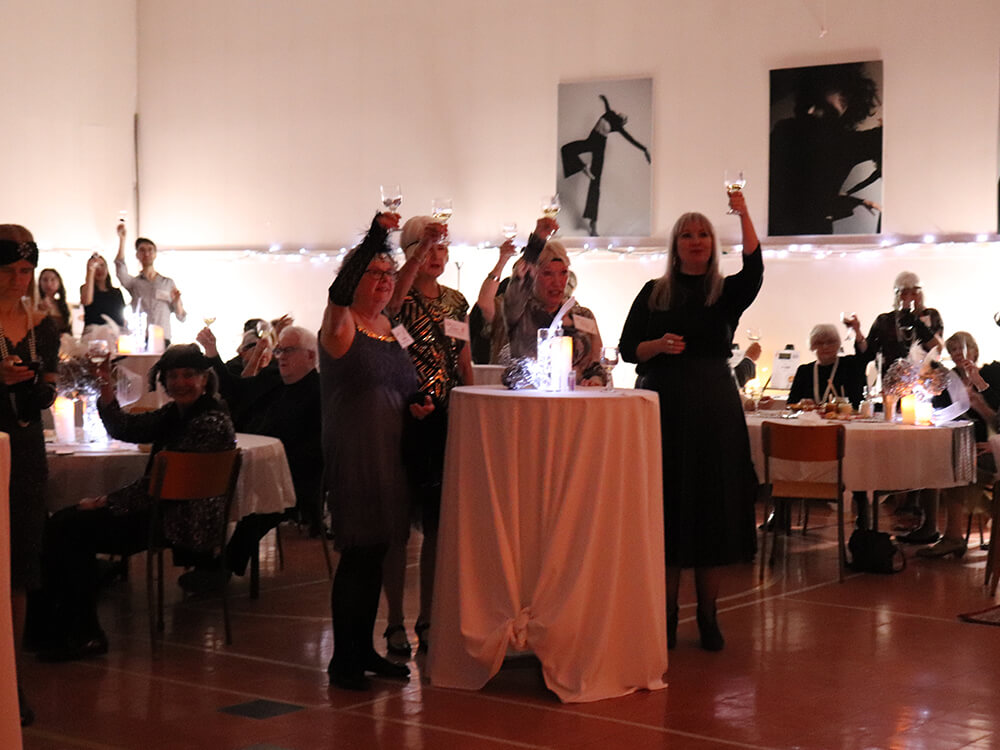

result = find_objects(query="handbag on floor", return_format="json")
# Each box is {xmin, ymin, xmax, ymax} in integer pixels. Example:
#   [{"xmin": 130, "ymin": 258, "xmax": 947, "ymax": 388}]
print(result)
[{"xmin": 847, "ymin": 528, "xmax": 907, "ymax": 574}]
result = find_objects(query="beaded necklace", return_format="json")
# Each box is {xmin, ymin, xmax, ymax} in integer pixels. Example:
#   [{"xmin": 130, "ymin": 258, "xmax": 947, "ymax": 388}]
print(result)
[{"xmin": 0, "ymin": 296, "xmax": 38, "ymax": 363}]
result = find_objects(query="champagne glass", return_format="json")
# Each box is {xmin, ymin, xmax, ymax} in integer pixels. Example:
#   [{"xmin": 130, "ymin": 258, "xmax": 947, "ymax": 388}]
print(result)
[
  {"xmin": 87, "ymin": 339, "xmax": 110, "ymax": 365},
  {"xmin": 724, "ymin": 170, "xmax": 746, "ymax": 214},
  {"xmin": 501, "ymin": 222, "xmax": 518, "ymax": 241},
  {"xmin": 203, "ymin": 315, "xmax": 217, "ymax": 327},
  {"xmin": 600, "ymin": 346, "xmax": 619, "ymax": 391},
  {"xmin": 431, "ymin": 197, "xmax": 453, "ymax": 224},
  {"xmin": 380, "ymin": 184, "xmax": 402, "ymax": 213},
  {"xmin": 840, "ymin": 312, "xmax": 856, "ymax": 345},
  {"xmin": 541, "ymin": 194, "xmax": 561, "ymax": 218},
  {"xmin": 746, "ymin": 327, "xmax": 761, "ymax": 343}
]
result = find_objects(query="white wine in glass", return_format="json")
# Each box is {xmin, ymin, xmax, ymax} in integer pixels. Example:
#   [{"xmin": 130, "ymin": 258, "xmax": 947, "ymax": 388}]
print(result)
[
  {"xmin": 724, "ymin": 170, "xmax": 746, "ymax": 214},
  {"xmin": 203, "ymin": 316, "xmax": 217, "ymax": 327},
  {"xmin": 541, "ymin": 194, "xmax": 561, "ymax": 218},
  {"xmin": 501, "ymin": 222, "xmax": 517, "ymax": 241},
  {"xmin": 746, "ymin": 327, "xmax": 761, "ymax": 342},
  {"xmin": 87, "ymin": 339, "xmax": 110, "ymax": 364},
  {"xmin": 600, "ymin": 346, "xmax": 619, "ymax": 391},
  {"xmin": 431, "ymin": 198, "xmax": 453, "ymax": 223},
  {"xmin": 380, "ymin": 184, "xmax": 402, "ymax": 213}
]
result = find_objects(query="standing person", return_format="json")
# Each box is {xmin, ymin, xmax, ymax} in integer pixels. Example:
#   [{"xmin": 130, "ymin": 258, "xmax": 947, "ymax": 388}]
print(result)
[
  {"xmin": 320, "ymin": 212, "xmax": 434, "ymax": 691},
  {"xmin": 0, "ymin": 226, "xmax": 60, "ymax": 726},
  {"xmin": 80, "ymin": 254, "xmax": 126, "ymax": 330},
  {"xmin": 114, "ymin": 222, "xmax": 186, "ymax": 344},
  {"xmin": 561, "ymin": 94, "xmax": 651, "ymax": 236},
  {"xmin": 618, "ymin": 190, "xmax": 762, "ymax": 651},
  {"xmin": 37, "ymin": 268, "xmax": 73, "ymax": 335},
  {"xmin": 379, "ymin": 216, "xmax": 471, "ymax": 658}
]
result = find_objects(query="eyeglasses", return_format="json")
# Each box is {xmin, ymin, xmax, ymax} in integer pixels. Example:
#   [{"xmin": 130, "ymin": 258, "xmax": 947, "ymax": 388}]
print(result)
[
  {"xmin": 273, "ymin": 346, "xmax": 303, "ymax": 357},
  {"xmin": 364, "ymin": 269, "xmax": 397, "ymax": 282}
]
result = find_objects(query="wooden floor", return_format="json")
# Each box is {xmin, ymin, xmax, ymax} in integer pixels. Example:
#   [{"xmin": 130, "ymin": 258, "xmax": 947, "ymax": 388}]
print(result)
[{"xmin": 18, "ymin": 507, "xmax": 1000, "ymax": 750}]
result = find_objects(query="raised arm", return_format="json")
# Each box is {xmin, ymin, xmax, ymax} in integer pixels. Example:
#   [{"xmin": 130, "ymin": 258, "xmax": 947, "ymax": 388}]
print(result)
[
  {"xmin": 114, "ymin": 222, "xmax": 134, "ymax": 288},
  {"xmin": 320, "ymin": 213, "xmax": 396, "ymax": 359},
  {"xmin": 476, "ymin": 240, "xmax": 517, "ymax": 324}
]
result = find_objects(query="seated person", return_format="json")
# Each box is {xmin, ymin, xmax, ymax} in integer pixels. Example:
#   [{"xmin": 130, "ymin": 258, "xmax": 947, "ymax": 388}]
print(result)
[
  {"xmin": 39, "ymin": 345, "xmax": 235, "ymax": 661},
  {"xmin": 732, "ymin": 340, "xmax": 762, "ymax": 388},
  {"xmin": 224, "ymin": 320, "xmax": 265, "ymax": 376},
  {"xmin": 199, "ymin": 324, "xmax": 323, "ymax": 558},
  {"xmin": 785, "ymin": 323, "xmax": 869, "ymax": 527},
  {"xmin": 493, "ymin": 217, "xmax": 605, "ymax": 385},
  {"xmin": 919, "ymin": 332, "xmax": 1000, "ymax": 558},
  {"xmin": 788, "ymin": 323, "xmax": 867, "ymax": 407}
]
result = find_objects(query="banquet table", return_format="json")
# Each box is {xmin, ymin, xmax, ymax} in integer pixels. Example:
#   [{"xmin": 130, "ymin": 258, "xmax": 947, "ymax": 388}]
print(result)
[
  {"xmin": 745, "ymin": 413, "xmax": 976, "ymax": 529},
  {"xmin": 45, "ymin": 432, "xmax": 296, "ymax": 520},
  {"xmin": 427, "ymin": 385, "xmax": 668, "ymax": 703}
]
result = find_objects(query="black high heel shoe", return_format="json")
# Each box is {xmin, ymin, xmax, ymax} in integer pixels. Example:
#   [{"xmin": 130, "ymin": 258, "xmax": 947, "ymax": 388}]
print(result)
[{"xmin": 696, "ymin": 608, "xmax": 725, "ymax": 652}]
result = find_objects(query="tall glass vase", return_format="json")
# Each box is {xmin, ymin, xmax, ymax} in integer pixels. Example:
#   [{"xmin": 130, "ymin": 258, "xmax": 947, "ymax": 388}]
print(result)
[{"xmin": 81, "ymin": 393, "xmax": 108, "ymax": 443}]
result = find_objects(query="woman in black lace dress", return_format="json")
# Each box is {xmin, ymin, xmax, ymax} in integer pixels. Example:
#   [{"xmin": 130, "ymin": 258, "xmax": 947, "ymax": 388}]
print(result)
[
  {"xmin": 0, "ymin": 225, "xmax": 60, "ymax": 725},
  {"xmin": 619, "ymin": 190, "xmax": 762, "ymax": 652},
  {"xmin": 39, "ymin": 345, "xmax": 235, "ymax": 661}
]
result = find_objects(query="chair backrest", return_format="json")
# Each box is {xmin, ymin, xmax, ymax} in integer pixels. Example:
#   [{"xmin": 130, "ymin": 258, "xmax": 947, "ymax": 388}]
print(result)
[
  {"xmin": 149, "ymin": 449, "xmax": 242, "ymax": 503},
  {"xmin": 761, "ymin": 421, "xmax": 845, "ymax": 500}
]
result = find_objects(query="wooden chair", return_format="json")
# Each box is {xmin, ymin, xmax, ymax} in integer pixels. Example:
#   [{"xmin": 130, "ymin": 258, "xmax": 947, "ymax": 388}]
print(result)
[
  {"xmin": 146, "ymin": 449, "xmax": 242, "ymax": 646},
  {"xmin": 760, "ymin": 422, "xmax": 847, "ymax": 583}
]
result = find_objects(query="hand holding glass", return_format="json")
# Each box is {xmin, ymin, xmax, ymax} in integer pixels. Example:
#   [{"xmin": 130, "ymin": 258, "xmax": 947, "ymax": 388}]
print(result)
[{"xmin": 724, "ymin": 170, "xmax": 746, "ymax": 214}]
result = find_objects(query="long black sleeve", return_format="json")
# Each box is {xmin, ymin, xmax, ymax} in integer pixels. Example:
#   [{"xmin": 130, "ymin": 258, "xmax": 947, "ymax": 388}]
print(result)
[{"xmin": 328, "ymin": 215, "xmax": 389, "ymax": 307}]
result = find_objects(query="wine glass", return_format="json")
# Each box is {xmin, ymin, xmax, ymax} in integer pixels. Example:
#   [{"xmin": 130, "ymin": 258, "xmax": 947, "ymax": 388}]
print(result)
[
  {"xmin": 541, "ymin": 194, "xmax": 561, "ymax": 218},
  {"xmin": 501, "ymin": 222, "xmax": 518, "ymax": 241},
  {"xmin": 431, "ymin": 198, "xmax": 453, "ymax": 224},
  {"xmin": 203, "ymin": 315, "xmax": 217, "ymax": 327},
  {"xmin": 600, "ymin": 346, "xmax": 619, "ymax": 391},
  {"xmin": 840, "ymin": 312, "xmax": 856, "ymax": 346},
  {"xmin": 380, "ymin": 184, "xmax": 402, "ymax": 213},
  {"xmin": 746, "ymin": 327, "xmax": 761, "ymax": 343},
  {"xmin": 724, "ymin": 170, "xmax": 746, "ymax": 214},
  {"xmin": 87, "ymin": 339, "xmax": 110, "ymax": 365}
]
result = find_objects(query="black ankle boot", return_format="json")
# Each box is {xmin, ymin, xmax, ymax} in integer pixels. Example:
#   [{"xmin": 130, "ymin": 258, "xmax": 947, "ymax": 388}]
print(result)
[
  {"xmin": 667, "ymin": 608, "xmax": 678, "ymax": 650},
  {"xmin": 696, "ymin": 608, "xmax": 724, "ymax": 652}
]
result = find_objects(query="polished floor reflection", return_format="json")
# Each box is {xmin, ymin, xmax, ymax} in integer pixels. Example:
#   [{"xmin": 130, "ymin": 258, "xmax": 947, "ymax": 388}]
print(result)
[{"xmin": 19, "ymin": 507, "xmax": 1000, "ymax": 750}]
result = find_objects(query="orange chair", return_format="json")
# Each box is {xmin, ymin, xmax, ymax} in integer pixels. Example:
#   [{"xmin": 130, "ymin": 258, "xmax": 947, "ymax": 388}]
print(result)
[
  {"xmin": 146, "ymin": 449, "xmax": 242, "ymax": 646},
  {"xmin": 760, "ymin": 421, "xmax": 847, "ymax": 583},
  {"xmin": 985, "ymin": 480, "xmax": 1000, "ymax": 596}
]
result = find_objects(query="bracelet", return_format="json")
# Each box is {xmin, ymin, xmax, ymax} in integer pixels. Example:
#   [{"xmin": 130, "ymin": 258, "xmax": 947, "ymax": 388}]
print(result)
[{"xmin": 486, "ymin": 274, "xmax": 500, "ymax": 282}]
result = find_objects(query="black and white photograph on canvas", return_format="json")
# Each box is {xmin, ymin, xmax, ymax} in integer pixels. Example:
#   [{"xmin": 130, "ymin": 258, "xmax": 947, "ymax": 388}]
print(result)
[
  {"xmin": 768, "ymin": 61, "xmax": 883, "ymax": 237},
  {"xmin": 557, "ymin": 78, "xmax": 652, "ymax": 237}
]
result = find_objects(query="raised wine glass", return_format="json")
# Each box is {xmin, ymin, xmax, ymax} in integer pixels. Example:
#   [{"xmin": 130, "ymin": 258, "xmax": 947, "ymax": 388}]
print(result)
[
  {"xmin": 540, "ymin": 194, "xmax": 561, "ymax": 218},
  {"xmin": 746, "ymin": 327, "xmax": 761, "ymax": 343},
  {"xmin": 600, "ymin": 346, "xmax": 619, "ymax": 391},
  {"xmin": 431, "ymin": 198, "xmax": 453, "ymax": 224},
  {"xmin": 380, "ymin": 184, "xmax": 402, "ymax": 213},
  {"xmin": 87, "ymin": 339, "xmax": 110, "ymax": 365},
  {"xmin": 501, "ymin": 222, "xmax": 518, "ymax": 241},
  {"xmin": 724, "ymin": 170, "xmax": 746, "ymax": 214}
]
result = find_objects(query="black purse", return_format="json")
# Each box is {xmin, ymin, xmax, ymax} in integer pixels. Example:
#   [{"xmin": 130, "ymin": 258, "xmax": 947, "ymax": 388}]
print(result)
[{"xmin": 847, "ymin": 529, "xmax": 907, "ymax": 574}]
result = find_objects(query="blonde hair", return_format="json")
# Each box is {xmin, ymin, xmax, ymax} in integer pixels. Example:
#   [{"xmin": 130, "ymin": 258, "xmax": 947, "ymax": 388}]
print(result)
[
  {"xmin": 945, "ymin": 331, "xmax": 978, "ymax": 362},
  {"xmin": 400, "ymin": 216, "xmax": 432, "ymax": 260},
  {"xmin": 537, "ymin": 240, "xmax": 570, "ymax": 269},
  {"xmin": 648, "ymin": 212, "xmax": 723, "ymax": 311}
]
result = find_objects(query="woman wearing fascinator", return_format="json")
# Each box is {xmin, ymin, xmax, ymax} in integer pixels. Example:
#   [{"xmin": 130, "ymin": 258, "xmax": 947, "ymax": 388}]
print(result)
[{"xmin": 0, "ymin": 225, "xmax": 60, "ymax": 726}]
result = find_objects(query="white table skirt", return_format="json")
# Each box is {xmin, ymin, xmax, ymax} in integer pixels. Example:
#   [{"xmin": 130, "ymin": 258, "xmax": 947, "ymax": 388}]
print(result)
[
  {"xmin": 45, "ymin": 432, "xmax": 296, "ymax": 520},
  {"xmin": 745, "ymin": 414, "xmax": 976, "ymax": 490},
  {"xmin": 427, "ymin": 385, "xmax": 668, "ymax": 703}
]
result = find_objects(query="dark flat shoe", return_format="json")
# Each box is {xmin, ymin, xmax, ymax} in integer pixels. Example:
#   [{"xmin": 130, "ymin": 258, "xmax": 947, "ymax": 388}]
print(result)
[
  {"xmin": 697, "ymin": 610, "xmax": 725, "ymax": 652},
  {"xmin": 363, "ymin": 652, "xmax": 410, "ymax": 680},
  {"xmin": 37, "ymin": 632, "xmax": 109, "ymax": 663}
]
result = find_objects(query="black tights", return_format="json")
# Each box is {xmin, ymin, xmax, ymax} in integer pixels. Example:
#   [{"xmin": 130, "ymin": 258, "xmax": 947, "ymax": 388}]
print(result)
[{"xmin": 329, "ymin": 543, "xmax": 388, "ymax": 676}]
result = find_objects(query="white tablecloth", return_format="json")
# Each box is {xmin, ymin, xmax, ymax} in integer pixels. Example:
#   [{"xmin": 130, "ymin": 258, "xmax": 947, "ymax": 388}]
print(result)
[
  {"xmin": 471, "ymin": 364, "xmax": 505, "ymax": 386},
  {"xmin": 745, "ymin": 414, "xmax": 976, "ymax": 491},
  {"xmin": 427, "ymin": 385, "xmax": 668, "ymax": 703},
  {"xmin": 45, "ymin": 432, "xmax": 295, "ymax": 520}
]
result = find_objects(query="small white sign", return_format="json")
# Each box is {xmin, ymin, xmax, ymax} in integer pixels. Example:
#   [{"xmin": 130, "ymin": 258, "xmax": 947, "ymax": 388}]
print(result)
[
  {"xmin": 444, "ymin": 318, "xmax": 470, "ymax": 341},
  {"xmin": 391, "ymin": 324, "xmax": 414, "ymax": 349}
]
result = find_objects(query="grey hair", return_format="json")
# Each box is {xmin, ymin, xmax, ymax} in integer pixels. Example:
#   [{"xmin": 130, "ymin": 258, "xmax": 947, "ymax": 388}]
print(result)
[
  {"xmin": 280, "ymin": 325, "xmax": 318, "ymax": 356},
  {"xmin": 809, "ymin": 324, "xmax": 841, "ymax": 349}
]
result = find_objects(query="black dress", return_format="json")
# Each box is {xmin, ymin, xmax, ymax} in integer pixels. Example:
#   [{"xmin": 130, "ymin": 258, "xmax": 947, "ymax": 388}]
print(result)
[
  {"xmin": 1, "ymin": 316, "xmax": 59, "ymax": 590},
  {"xmin": 619, "ymin": 249, "xmax": 762, "ymax": 568},
  {"xmin": 83, "ymin": 287, "xmax": 126, "ymax": 328}
]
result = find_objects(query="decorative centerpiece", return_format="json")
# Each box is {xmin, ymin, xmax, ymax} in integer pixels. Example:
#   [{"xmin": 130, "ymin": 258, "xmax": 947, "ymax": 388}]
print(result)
[
  {"xmin": 882, "ymin": 350, "xmax": 948, "ymax": 424},
  {"xmin": 55, "ymin": 334, "xmax": 109, "ymax": 443}
]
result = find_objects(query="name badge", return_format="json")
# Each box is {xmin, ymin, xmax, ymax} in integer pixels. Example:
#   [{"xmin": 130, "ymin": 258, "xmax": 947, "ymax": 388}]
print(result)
[
  {"xmin": 155, "ymin": 289, "xmax": 172, "ymax": 303},
  {"xmin": 443, "ymin": 317, "xmax": 470, "ymax": 341},
  {"xmin": 391, "ymin": 324, "xmax": 414, "ymax": 349},
  {"xmin": 572, "ymin": 314, "xmax": 598, "ymax": 335}
]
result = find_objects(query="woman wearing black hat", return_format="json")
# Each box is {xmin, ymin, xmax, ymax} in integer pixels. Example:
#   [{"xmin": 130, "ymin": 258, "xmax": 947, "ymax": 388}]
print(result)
[
  {"xmin": 0, "ymin": 225, "xmax": 60, "ymax": 725},
  {"xmin": 38, "ymin": 344, "xmax": 235, "ymax": 661}
]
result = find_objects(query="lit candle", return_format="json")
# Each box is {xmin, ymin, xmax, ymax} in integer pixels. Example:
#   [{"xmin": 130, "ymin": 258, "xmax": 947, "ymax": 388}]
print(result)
[
  {"xmin": 52, "ymin": 396, "xmax": 76, "ymax": 444},
  {"xmin": 915, "ymin": 400, "xmax": 933, "ymax": 425},
  {"xmin": 117, "ymin": 334, "xmax": 134, "ymax": 354},
  {"xmin": 555, "ymin": 335, "xmax": 574, "ymax": 392},
  {"xmin": 900, "ymin": 394, "xmax": 916, "ymax": 425}
]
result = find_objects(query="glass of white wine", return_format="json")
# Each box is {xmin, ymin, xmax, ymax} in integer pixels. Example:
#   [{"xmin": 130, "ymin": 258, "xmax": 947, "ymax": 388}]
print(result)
[
  {"xmin": 600, "ymin": 346, "xmax": 619, "ymax": 391},
  {"xmin": 87, "ymin": 339, "xmax": 110, "ymax": 365},
  {"xmin": 746, "ymin": 327, "xmax": 761, "ymax": 343},
  {"xmin": 541, "ymin": 194, "xmax": 561, "ymax": 218},
  {"xmin": 431, "ymin": 198, "xmax": 453, "ymax": 224},
  {"xmin": 501, "ymin": 222, "xmax": 517, "ymax": 242},
  {"xmin": 203, "ymin": 315, "xmax": 217, "ymax": 327},
  {"xmin": 380, "ymin": 184, "xmax": 402, "ymax": 213},
  {"xmin": 724, "ymin": 170, "xmax": 746, "ymax": 214}
]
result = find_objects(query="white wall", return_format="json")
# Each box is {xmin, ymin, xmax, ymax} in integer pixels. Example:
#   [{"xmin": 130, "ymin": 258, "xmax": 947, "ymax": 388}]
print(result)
[{"xmin": 0, "ymin": 0, "xmax": 137, "ymax": 250}]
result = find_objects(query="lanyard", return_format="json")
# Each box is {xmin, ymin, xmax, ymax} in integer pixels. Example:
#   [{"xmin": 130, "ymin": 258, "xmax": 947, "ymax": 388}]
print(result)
[{"xmin": 812, "ymin": 358, "xmax": 839, "ymax": 403}]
